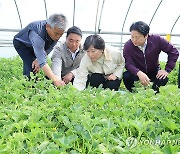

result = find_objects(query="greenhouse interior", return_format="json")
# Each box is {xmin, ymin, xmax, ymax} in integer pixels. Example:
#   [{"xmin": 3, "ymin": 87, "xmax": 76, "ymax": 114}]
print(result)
[
  {"xmin": 0, "ymin": 0, "xmax": 180, "ymax": 60},
  {"xmin": 0, "ymin": 0, "xmax": 179, "ymax": 153}
]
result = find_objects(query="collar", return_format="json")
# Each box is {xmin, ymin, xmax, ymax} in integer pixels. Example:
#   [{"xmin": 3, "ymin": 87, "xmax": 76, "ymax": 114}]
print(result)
[
  {"xmin": 104, "ymin": 48, "xmax": 112, "ymax": 61},
  {"xmin": 45, "ymin": 29, "xmax": 51, "ymax": 40},
  {"xmin": 96, "ymin": 48, "xmax": 112, "ymax": 64},
  {"xmin": 69, "ymin": 47, "xmax": 79, "ymax": 54},
  {"xmin": 138, "ymin": 39, "xmax": 147, "ymax": 51},
  {"xmin": 96, "ymin": 54, "xmax": 105, "ymax": 63}
]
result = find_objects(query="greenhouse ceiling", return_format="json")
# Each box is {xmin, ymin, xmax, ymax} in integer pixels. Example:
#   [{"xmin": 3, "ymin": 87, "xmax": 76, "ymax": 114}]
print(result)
[
  {"xmin": 0, "ymin": 0, "xmax": 180, "ymax": 34},
  {"xmin": 0, "ymin": 0, "xmax": 180, "ymax": 51}
]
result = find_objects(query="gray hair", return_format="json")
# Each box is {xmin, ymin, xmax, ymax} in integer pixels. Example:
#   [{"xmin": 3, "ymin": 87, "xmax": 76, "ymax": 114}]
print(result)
[{"xmin": 46, "ymin": 13, "xmax": 68, "ymax": 30}]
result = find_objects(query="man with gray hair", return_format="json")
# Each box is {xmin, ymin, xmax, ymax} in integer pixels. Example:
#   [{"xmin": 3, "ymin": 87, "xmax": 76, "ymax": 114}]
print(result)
[{"xmin": 13, "ymin": 13, "xmax": 68, "ymax": 86}]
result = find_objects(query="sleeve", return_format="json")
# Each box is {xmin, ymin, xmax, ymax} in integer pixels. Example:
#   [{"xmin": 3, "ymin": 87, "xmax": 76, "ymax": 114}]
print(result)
[
  {"xmin": 51, "ymin": 43, "xmax": 63, "ymax": 80},
  {"xmin": 123, "ymin": 43, "xmax": 140, "ymax": 75},
  {"xmin": 71, "ymin": 69, "xmax": 77, "ymax": 77},
  {"xmin": 159, "ymin": 36, "xmax": 179, "ymax": 72},
  {"xmin": 73, "ymin": 55, "xmax": 89, "ymax": 91},
  {"xmin": 113, "ymin": 51, "xmax": 125, "ymax": 79},
  {"xmin": 29, "ymin": 31, "xmax": 47, "ymax": 68}
]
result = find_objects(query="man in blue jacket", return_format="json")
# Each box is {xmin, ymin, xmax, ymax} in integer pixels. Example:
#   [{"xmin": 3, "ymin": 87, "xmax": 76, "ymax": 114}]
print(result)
[
  {"xmin": 123, "ymin": 21, "xmax": 179, "ymax": 93},
  {"xmin": 13, "ymin": 13, "xmax": 68, "ymax": 86}
]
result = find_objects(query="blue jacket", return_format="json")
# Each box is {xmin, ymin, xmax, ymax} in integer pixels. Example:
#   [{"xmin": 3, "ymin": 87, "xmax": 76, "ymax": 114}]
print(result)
[
  {"xmin": 14, "ymin": 20, "xmax": 57, "ymax": 67},
  {"xmin": 123, "ymin": 34, "xmax": 179, "ymax": 75}
]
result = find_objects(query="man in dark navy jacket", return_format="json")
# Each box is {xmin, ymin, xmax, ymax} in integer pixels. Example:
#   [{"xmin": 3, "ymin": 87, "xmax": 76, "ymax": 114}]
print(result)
[
  {"xmin": 123, "ymin": 21, "xmax": 179, "ymax": 93},
  {"xmin": 13, "ymin": 13, "xmax": 68, "ymax": 87}
]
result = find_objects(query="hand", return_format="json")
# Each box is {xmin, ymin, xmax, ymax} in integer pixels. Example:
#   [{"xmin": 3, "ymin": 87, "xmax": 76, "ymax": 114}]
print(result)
[
  {"xmin": 107, "ymin": 74, "xmax": 117, "ymax": 81},
  {"xmin": 156, "ymin": 70, "xmax": 169, "ymax": 79},
  {"xmin": 62, "ymin": 72, "xmax": 74, "ymax": 84},
  {"xmin": 53, "ymin": 80, "xmax": 65, "ymax": 87},
  {"xmin": 137, "ymin": 71, "xmax": 150, "ymax": 86},
  {"xmin": 32, "ymin": 59, "xmax": 40, "ymax": 74}
]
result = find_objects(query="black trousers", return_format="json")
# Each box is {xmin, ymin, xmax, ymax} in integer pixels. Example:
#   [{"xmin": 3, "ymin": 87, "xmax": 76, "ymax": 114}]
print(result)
[
  {"xmin": 123, "ymin": 70, "xmax": 168, "ymax": 92},
  {"xmin": 86, "ymin": 73, "xmax": 121, "ymax": 91},
  {"xmin": 13, "ymin": 39, "xmax": 36, "ymax": 79}
]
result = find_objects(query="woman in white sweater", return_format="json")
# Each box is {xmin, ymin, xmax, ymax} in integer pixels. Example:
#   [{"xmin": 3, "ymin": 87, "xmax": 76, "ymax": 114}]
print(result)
[{"xmin": 73, "ymin": 34, "xmax": 125, "ymax": 91}]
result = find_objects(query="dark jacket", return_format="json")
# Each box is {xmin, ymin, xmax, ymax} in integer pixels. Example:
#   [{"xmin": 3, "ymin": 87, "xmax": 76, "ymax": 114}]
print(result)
[
  {"xmin": 14, "ymin": 20, "xmax": 57, "ymax": 67},
  {"xmin": 123, "ymin": 34, "xmax": 179, "ymax": 75}
]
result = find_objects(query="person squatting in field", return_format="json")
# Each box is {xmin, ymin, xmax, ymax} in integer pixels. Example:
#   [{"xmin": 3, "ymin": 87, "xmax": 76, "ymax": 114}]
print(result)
[
  {"xmin": 13, "ymin": 13, "xmax": 68, "ymax": 87},
  {"xmin": 73, "ymin": 34, "xmax": 125, "ymax": 91},
  {"xmin": 123, "ymin": 21, "xmax": 179, "ymax": 93}
]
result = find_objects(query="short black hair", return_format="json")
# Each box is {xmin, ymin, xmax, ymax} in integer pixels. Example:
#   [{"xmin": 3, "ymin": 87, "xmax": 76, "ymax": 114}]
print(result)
[
  {"xmin": 83, "ymin": 34, "xmax": 105, "ymax": 50},
  {"xmin": 66, "ymin": 26, "xmax": 82, "ymax": 37},
  {"xmin": 130, "ymin": 21, "xmax": 150, "ymax": 36}
]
